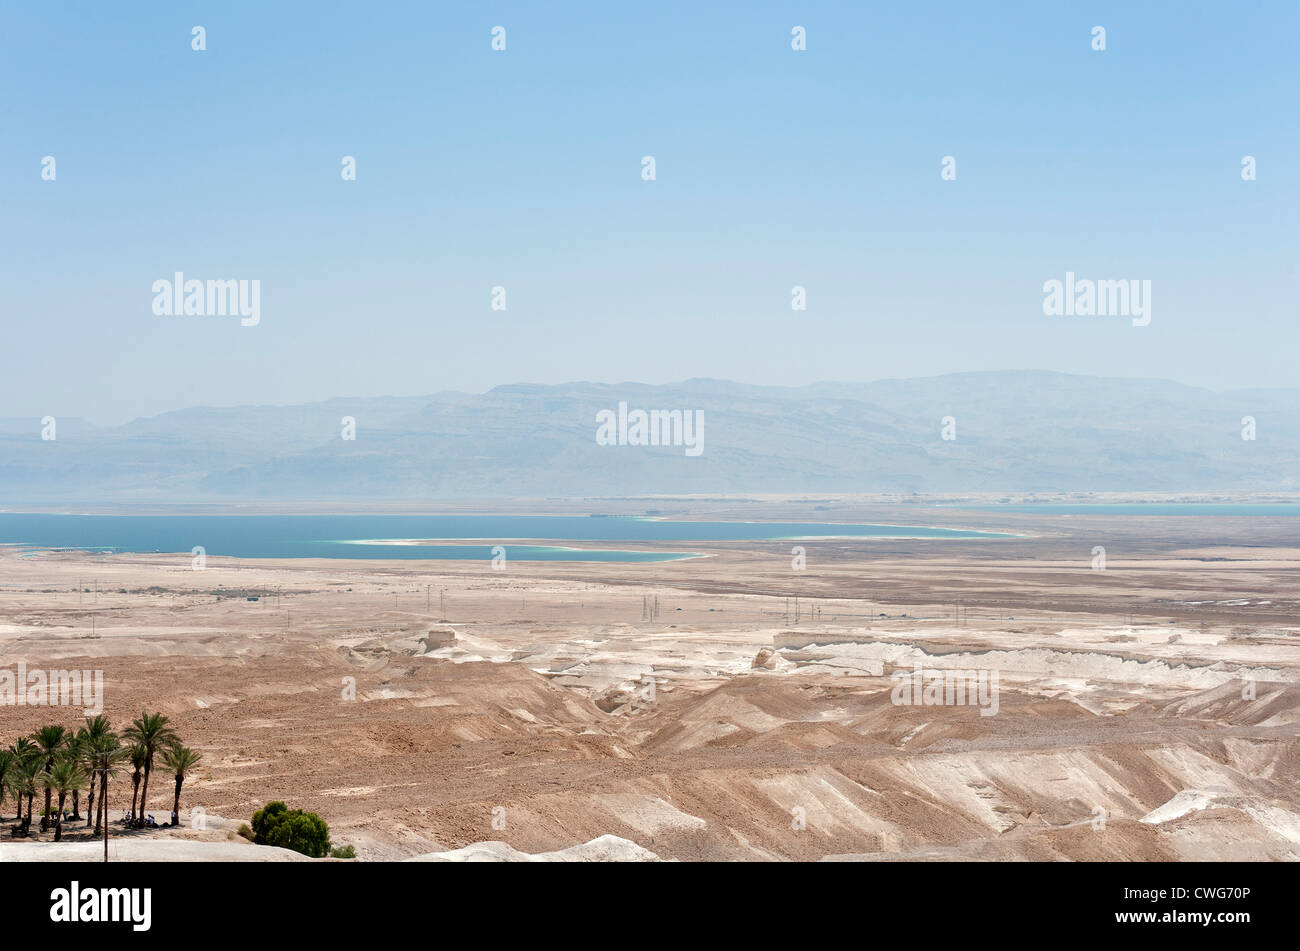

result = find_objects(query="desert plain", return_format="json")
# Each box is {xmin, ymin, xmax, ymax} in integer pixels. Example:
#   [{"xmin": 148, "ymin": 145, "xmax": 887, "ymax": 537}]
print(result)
[{"xmin": 1, "ymin": 498, "xmax": 1298, "ymax": 861}]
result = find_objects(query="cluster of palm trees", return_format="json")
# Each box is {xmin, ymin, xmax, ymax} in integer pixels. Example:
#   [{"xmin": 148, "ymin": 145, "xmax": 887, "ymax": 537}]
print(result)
[{"xmin": 0, "ymin": 711, "xmax": 201, "ymax": 842}]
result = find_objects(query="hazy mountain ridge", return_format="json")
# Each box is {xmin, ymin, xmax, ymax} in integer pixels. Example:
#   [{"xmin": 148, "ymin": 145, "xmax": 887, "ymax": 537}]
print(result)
[{"xmin": 1, "ymin": 372, "xmax": 1296, "ymax": 500}]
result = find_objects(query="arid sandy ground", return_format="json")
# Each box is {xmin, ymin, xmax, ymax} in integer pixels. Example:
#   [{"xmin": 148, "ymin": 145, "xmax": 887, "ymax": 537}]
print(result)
[{"xmin": 2, "ymin": 500, "xmax": 1298, "ymax": 861}]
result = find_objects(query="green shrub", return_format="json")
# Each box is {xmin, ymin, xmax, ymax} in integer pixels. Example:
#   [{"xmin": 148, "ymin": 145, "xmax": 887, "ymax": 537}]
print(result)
[
  {"xmin": 329, "ymin": 844, "xmax": 356, "ymax": 859},
  {"xmin": 250, "ymin": 801, "xmax": 287, "ymax": 841},
  {"xmin": 236, "ymin": 823, "xmax": 253, "ymax": 841},
  {"xmin": 250, "ymin": 801, "xmax": 331, "ymax": 858}
]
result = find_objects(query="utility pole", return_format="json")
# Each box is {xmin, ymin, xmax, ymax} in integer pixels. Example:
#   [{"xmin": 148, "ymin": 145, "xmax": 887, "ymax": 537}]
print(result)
[{"xmin": 92, "ymin": 767, "xmax": 109, "ymax": 862}]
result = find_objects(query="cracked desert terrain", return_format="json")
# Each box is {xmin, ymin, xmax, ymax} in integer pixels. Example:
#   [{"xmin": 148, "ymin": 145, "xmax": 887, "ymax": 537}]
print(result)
[{"xmin": 2, "ymin": 500, "xmax": 1298, "ymax": 861}]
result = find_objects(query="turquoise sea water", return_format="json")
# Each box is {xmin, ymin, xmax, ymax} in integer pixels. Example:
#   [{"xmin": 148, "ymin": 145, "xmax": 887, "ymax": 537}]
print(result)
[{"xmin": 0, "ymin": 513, "xmax": 1006, "ymax": 562}]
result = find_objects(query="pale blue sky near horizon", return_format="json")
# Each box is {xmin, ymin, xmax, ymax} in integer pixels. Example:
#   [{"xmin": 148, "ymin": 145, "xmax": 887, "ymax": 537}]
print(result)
[{"xmin": 1, "ymin": 1, "xmax": 1296, "ymax": 425}]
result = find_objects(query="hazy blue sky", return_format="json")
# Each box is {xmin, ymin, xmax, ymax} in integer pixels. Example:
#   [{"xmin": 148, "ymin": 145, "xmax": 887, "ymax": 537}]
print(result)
[{"xmin": 2, "ymin": 1, "xmax": 1296, "ymax": 424}]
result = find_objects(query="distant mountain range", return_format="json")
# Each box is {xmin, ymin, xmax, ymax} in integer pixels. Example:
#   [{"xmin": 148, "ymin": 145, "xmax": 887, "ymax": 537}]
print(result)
[{"xmin": 2, "ymin": 372, "xmax": 1296, "ymax": 500}]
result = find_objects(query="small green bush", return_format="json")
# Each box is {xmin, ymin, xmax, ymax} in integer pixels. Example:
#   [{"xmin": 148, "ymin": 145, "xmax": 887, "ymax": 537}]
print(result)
[
  {"xmin": 329, "ymin": 844, "xmax": 356, "ymax": 859},
  {"xmin": 250, "ymin": 801, "xmax": 331, "ymax": 858}
]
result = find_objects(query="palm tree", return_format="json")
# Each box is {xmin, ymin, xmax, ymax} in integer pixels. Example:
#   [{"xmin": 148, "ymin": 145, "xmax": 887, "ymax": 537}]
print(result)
[
  {"xmin": 13, "ymin": 760, "xmax": 39, "ymax": 835},
  {"xmin": 10, "ymin": 737, "xmax": 39, "ymax": 768},
  {"xmin": 0, "ymin": 749, "xmax": 14, "ymax": 822},
  {"xmin": 9, "ymin": 738, "xmax": 41, "ymax": 833},
  {"xmin": 86, "ymin": 734, "xmax": 127, "ymax": 861},
  {"xmin": 87, "ymin": 733, "xmax": 125, "ymax": 836},
  {"xmin": 160, "ymin": 746, "xmax": 201, "ymax": 826},
  {"xmin": 81, "ymin": 715, "xmax": 113, "ymax": 827},
  {"xmin": 67, "ymin": 729, "xmax": 87, "ymax": 820},
  {"xmin": 127, "ymin": 744, "xmax": 147, "ymax": 824},
  {"xmin": 123, "ymin": 712, "xmax": 177, "ymax": 828},
  {"xmin": 32, "ymin": 725, "xmax": 67, "ymax": 832},
  {"xmin": 44, "ymin": 757, "xmax": 88, "ymax": 842}
]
